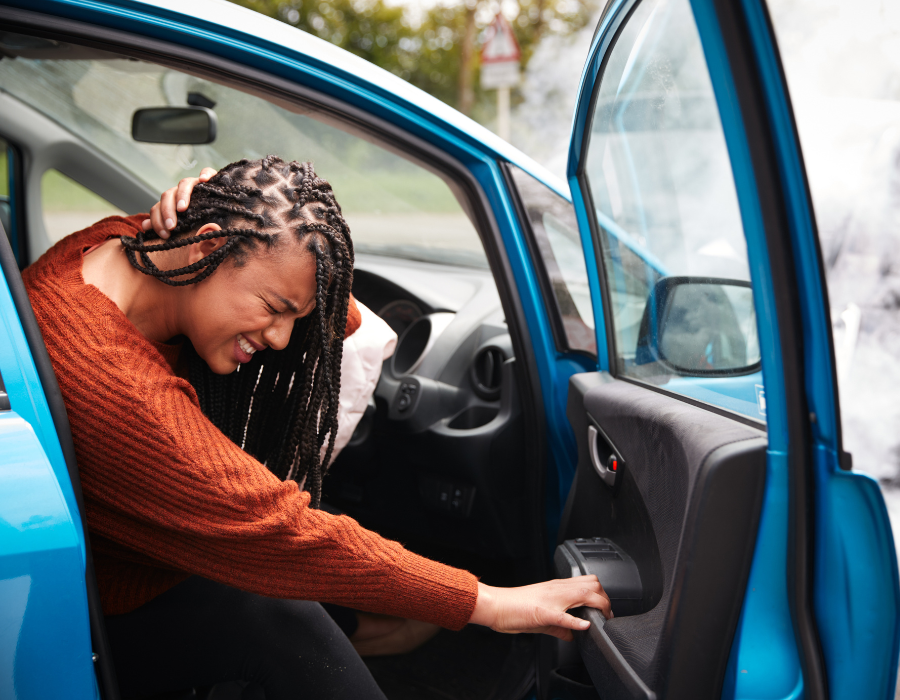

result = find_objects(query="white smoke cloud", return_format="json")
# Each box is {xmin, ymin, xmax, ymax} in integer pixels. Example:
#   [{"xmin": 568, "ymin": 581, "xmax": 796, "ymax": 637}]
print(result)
[
  {"xmin": 511, "ymin": 12, "xmax": 599, "ymax": 179},
  {"xmin": 770, "ymin": 0, "xmax": 900, "ymax": 506}
]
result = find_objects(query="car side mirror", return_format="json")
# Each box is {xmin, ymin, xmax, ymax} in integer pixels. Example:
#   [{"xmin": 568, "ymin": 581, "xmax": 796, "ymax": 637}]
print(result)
[
  {"xmin": 131, "ymin": 106, "xmax": 217, "ymax": 144},
  {"xmin": 636, "ymin": 276, "xmax": 761, "ymax": 376}
]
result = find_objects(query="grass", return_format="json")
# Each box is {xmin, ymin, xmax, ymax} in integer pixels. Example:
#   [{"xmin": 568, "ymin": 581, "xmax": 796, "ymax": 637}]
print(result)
[
  {"xmin": 40, "ymin": 165, "xmax": 461, "ymax": 216},
  {"xmin": 0, "ymin": 147, "xmax": 8, "ymax": 197},
  {"xmin": 41, "ymin": 170, "xmax": 122, "ymax": 213},
  {"xmin": 331, "ymin": 172, "xmax": 464, "ymax": 214}
]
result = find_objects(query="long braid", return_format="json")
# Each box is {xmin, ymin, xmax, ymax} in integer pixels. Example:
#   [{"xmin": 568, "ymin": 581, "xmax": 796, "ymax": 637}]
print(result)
[{"xmin": 122, "ymin": 156, "xmax": 353, "ymax": 507}]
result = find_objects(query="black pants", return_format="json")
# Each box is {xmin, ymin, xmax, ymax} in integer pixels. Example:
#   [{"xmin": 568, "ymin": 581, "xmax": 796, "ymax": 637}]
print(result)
[{"xmin": 105, "ymin": 576, "xmax": 387, "ymax": 700}]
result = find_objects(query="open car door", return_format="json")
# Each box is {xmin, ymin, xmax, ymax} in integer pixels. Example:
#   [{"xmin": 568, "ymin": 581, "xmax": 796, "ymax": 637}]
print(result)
[{"xmin": 552, "ymin": 0, "xmax": 900, "ymax": 698}]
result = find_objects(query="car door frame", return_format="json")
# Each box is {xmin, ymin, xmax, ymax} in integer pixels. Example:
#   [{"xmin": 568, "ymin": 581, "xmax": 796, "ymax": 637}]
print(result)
[
  {"xmin": 566, "ymin": 0, "xmax": 900, "ymax": 697},
  {"xmin": 0, "ymin": 219, "xmax": 105, "ymax": 697},
  {"xmin": 719, "ymin": 0, "xmax": 900, "ymax": 696}
]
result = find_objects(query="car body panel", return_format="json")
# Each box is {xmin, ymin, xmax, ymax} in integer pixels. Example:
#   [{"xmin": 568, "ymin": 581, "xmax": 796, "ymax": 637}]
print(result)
[
  {"xmin": 0, "ymin": 256, "xmax": 82, "ymax": 544},
  {"xmin": 0, "ymin": 251, "xmax": 96, "ymax": 698},
  {"xmin": 470, "ymin": 159, "xmax": 595, "ymax": 522},
  {"xmin": 685, "ymin": 5, "xmax": 805, "ymax": 691}
]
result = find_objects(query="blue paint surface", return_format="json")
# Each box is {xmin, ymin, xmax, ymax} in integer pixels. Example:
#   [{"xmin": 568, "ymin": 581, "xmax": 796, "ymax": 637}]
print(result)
[
  {"xmin": 0, "ymin": 226, "xmax": 96, "ymax": 695},
  {"xmin": 0, "ymin": 413, "xmax": 97, "ymax": 699},
  {"xmin": 473, "ymin": 159, "xmax": 596, "ymax": 533},
  {"xmin": 567, "ymin": 0, "xmax": 629, "ymax": 381},
  {"xmin": 0, "ymin": 268, "xmax": 84, "ymax": 560},
  {"xmin": 685, "ymin": 0, "xmax": 814, "ymax": 696},
  {"xmin": 812, "ymin": 456, "xmax": 900, "ymax": 699},
  {"xmin": 721, "ymin": 452, "xmax": 803, "ymax": 698}
]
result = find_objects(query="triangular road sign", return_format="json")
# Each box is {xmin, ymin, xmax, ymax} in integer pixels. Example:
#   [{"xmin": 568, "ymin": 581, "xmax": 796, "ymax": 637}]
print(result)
[{"xmin": 481, "ymin": 13, "xmax": 521, "ymax": 64}]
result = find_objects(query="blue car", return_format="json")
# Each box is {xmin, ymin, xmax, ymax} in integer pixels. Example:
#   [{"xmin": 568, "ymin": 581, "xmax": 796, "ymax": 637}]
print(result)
[{"xmin": 0, "ymin": 0, "xmax": 897, "ymax": 698}]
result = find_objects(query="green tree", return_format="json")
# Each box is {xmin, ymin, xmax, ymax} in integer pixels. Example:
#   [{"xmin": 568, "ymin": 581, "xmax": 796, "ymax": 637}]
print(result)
[
  {"xmin": 234, "ymin": 0, "xmax": 415, "ymax": 74},
  {"xmin": 229, "ymin": 0, "xmax": 597, "ymax": 117},
  {"xmin": 413, "ymin": 0, "xmax": 596, "ymax": 118}
]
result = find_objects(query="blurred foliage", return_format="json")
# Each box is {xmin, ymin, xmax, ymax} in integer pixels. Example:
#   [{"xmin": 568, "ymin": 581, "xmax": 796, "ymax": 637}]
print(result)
[
  {"xmin": 228, "ymin": 0, "xmax": 596, "ymax": 118},
  {"xmin": 0, "ymin": 144, "xmax": 8, "ymax": 195},
  {"xmin": 41, "ymin": 170, "xmax": 122, "ymax": 212},
  {"xmin": 235, "ymin": 0, "xmax": 414, "ymax": 76}
]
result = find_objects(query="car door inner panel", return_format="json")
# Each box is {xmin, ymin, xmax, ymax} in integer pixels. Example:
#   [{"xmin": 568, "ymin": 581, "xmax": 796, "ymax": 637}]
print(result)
[{"xmin": 556, "ymin": 372, "xmax": 767, "ymax": 700}]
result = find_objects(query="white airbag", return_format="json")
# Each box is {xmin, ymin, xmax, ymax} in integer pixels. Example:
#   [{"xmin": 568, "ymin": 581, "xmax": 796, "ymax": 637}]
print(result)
[{"xmin": 329, "ymin": 300, "xmax": 397, "ymax": 463}]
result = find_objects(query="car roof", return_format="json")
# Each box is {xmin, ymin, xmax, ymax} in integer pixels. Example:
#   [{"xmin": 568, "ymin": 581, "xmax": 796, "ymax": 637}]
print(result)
[{"xmin": 124, "ymin": 0, "xmax": 571, "ymax": 200}]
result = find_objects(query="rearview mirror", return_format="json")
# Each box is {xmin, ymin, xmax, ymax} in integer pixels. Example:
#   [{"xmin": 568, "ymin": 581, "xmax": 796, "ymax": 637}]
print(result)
[
  {"xmin": 636, "ymin": 277, "xmax": 760, "ymax": 376},
  {"xmin": 131, "ymin": 107, "xmax": 217, "ymax": 144}
]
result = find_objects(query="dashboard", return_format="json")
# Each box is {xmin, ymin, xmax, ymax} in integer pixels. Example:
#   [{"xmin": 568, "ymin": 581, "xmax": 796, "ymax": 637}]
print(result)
[{"xmin": 327, "ymin": 254, "xmax": 531, "ymax": 560}]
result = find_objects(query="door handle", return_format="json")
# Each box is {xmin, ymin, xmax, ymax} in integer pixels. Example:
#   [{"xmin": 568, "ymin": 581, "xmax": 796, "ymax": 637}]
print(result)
[{"xmin": 588, "ymin": 424, "xmax": 620, "ymax": 488}]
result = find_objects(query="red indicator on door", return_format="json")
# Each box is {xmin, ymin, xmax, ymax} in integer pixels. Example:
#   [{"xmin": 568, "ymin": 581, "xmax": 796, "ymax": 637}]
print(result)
[{"xmin": 606, "ymin": 454, "xmax": 618, "ymax": 473}]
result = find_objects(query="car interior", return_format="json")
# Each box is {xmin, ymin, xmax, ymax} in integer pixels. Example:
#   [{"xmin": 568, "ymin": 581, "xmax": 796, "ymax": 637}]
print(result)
[
  {"xmin": 0, "ymin": 28, "xmax": 551, "ymax": 700},
  {"xmin": 0, "ymin": 5, "xmax": 772, "ymax": 699}
]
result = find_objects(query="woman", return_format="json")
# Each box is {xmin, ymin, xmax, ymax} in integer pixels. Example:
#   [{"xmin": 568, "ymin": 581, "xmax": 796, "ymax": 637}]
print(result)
[{"xmin": 24, "ymin": 156, "xmax": 610, "ymax": 699}]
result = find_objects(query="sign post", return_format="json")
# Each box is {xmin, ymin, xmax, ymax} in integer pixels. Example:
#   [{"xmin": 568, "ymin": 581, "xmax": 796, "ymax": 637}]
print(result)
[{"xmin": 480, "ymin": 13, "xmax": 521, "ymax": 142}]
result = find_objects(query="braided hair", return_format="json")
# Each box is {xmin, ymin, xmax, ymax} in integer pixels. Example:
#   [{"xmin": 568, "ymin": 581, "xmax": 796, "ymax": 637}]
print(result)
[{"xmin": 120, "ymin": 156, "xmax": 354, "ymax": 507}]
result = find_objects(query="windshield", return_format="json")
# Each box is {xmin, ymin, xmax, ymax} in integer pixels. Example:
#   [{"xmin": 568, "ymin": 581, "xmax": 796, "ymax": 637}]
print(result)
[{"xmin": 0, "ymin": 50, "xmax": 487, "ymax": 268}]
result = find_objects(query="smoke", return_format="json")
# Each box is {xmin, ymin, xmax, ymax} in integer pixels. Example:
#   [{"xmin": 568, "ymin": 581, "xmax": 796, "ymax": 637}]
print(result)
[
  {"xmin": 770, "ymin": 0, "xmax": 900, "ymax": 509},
  {"xmin": 511, "ymin": 11, "xmax": 599, "ymax": 179}
]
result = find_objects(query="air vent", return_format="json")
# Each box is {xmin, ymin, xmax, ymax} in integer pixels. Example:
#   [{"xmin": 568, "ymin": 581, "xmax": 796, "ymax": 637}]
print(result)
[
  {"xmin": 471, "ymin": 346, "xmax": 505, "ymax": 400},
  {"xmin": 391, "ymin": 313, "xmax": 454, "ymax": 377}
]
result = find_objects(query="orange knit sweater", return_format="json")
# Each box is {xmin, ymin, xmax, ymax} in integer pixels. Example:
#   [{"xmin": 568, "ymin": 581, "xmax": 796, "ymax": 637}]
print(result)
[{"xmin": 23, "ymin": 216, "xmax": 478, "ymax": 627}]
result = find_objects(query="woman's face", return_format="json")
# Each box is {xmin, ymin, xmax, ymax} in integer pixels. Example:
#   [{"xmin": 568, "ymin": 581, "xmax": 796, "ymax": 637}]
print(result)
[{"xmin": 180, "ymin": 227, "xmax": 318, "ymax": 375}]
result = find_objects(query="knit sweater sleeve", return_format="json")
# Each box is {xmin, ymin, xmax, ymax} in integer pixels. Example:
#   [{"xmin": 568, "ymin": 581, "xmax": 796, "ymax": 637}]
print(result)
[{"xmin": 83, "ymin": 353, "xmax": 477, "ymax": 628}]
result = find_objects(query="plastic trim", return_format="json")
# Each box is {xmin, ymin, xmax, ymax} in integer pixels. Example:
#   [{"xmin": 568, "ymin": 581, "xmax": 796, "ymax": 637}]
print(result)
[
  {"xmin": 575, "ymin": 608, "xmax": 655, "ymax": 700},
  {"xmin": 6, "ymin": 140, "xmax": 28, "ymax": 268},
  {"xmin": 501, "ymin": 162, "xmax": 571, "ymax": 356}
]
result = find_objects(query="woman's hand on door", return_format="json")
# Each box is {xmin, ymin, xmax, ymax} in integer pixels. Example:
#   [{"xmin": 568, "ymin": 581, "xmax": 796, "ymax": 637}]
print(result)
[{"xmin": 469, "ymin": 575, "xmax": 612, "ymax": 641}]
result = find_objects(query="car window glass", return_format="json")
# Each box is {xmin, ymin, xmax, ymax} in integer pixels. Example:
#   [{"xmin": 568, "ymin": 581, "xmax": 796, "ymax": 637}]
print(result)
[
  {"xmin": 0, "ymin": 137, "xmax": 10, "ymax": 240},
  {"xmin": 582, "ymin": 0, "xmax": 765, "ymax": 421},
  {"xmin": 508, "ymin": 165, "xmax": 596, "ymax": 355},
  {"xmin": 41, "ymin": 169, "xmax": 124, "ymax": 246},
  {"xmin": 0, "ymin": 53, "xmax": 485, "ymax": 268}
]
